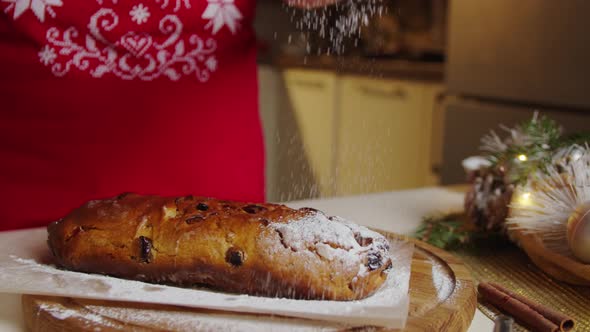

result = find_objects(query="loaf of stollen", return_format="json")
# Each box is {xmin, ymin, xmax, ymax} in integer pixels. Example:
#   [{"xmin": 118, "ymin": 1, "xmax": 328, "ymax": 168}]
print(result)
[{"xmin": 47, "ymin": 193, "xmax": 392, "ymax": 300}]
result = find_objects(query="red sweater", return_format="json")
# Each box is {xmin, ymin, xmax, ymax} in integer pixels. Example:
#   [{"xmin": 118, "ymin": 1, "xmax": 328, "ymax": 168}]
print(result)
[{"xmin": 0, "ymin": 0, "xmax": 264, "ymax": 231}]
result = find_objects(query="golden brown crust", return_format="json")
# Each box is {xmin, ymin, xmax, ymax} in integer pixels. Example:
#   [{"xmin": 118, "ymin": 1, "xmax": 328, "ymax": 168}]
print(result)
[{"xmin": 47, "ymin": 194, "xmax": 392, "ymax": 300}]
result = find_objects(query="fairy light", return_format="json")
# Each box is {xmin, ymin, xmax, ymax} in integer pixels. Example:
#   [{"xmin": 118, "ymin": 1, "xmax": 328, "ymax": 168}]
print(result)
[
  {"xmin": 570, "ymin": 149, "xmax": 583, "ymax": 162},
  {"xmin": 518, "ymin": 192, "xmax": 532, "ymax": 206},
  {"xmin": 517, "ymin": 154, "xmax": 528, "ymax": 162}
]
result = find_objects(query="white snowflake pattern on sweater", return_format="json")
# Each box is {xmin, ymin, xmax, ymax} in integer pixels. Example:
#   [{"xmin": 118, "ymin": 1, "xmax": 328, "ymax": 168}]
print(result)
[
  {"xmin": 202, "ymin": 0, "xmax": 242, "ymax": 35},
  {"xmin": 37, "ymin": 45, "xmax": 57, "ymax": 64},
  {"xmin": 129, "ymin": 3, "xmax": 150, "ymax": 25},
  {"xmin": 3, "ymin": 0, "xmax": 63, "ymax": 22}
]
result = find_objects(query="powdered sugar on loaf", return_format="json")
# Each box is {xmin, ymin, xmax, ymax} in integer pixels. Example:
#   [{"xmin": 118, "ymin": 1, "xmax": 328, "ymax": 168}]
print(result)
[{"xmin": 266, "ymin": 209, "xmax": 391, "ymax": 278}]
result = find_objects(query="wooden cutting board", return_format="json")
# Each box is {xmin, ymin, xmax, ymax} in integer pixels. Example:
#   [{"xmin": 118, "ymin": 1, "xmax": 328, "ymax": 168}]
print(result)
[{"xmin": 22, "ymin": 235, "xmax": 477, "ymax": 332}]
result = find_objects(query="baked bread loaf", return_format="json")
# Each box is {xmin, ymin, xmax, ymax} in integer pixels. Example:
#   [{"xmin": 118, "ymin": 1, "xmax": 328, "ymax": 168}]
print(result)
[{"xmin": 47, "ymin": 194, "xmax": 392, "ymax": 301}]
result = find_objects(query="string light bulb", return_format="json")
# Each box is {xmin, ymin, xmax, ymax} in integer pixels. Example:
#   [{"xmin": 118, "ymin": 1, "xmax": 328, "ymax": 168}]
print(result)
[
  {"xmin": 517, "ymin": 154, "xmax": 528, "ymax": 162},
  {"xmin": 517, "ymin": 192, "xmax": 532, "ymax": 206}
]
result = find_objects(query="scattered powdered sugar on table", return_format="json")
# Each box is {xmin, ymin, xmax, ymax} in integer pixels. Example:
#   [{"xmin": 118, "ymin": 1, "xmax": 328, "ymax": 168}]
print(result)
[
  {"xmin": 83, "ymin": 303, "xmax": 345, "ymax": 331},
  {"xmin": 36, "ymin": 301, "xmax": 119, "ymax": 330},
  {"xmin": 430, "ymin": 263, "xmax": 454, "ymax": 302}
]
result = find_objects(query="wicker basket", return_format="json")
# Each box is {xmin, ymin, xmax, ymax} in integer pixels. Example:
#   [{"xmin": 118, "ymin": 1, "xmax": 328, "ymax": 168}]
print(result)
[{"xmin": 510, "ymin": 229, "xmax": 590, "ymax": 286}]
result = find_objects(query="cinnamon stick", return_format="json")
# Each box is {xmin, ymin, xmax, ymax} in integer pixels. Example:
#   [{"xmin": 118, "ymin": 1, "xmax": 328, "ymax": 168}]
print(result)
[
  {"xmin": 490, "ymin": 282, "xmax": 575, "ymax": 332},
  {"xmin": 478, "ymin": 283, "xmax": 559, "ymax": 332}
]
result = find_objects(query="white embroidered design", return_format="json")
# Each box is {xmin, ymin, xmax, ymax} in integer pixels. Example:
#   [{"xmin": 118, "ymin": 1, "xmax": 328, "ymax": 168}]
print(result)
[
  {"xmin": 3, "ymin": 0, "xmax": 63, "ymax": 22},
  {"xmin": 40, "ymin": 9, "xmax": 217, "ymax": 81},
  {"xmin": 38, "ymin": 45, "xmax": 57, "ymax": 65},
  {"xmin": 204, "ymin": 56, "xmax": 216, "ymax": 71},
  {"xmin": 202, "ymin": 0, "xmax": 242, "ymax": 35},
  {"xmin": 129, "ymin": 4, "xmax": 150, "ymax": 25},
  {"xmin": 120, "ymin": 31, "xmax": 152, "ymax": 56},
  {"xmin": 155, "ymin": 0, "xmax": 190, "ymax": 12},
  {"xmin": 95, "ymin": 0, "xmax": 190, "ymax": 12},
  {"xmin": 87, "ymin": 7, "xmax": 119, "ymax": 44}
]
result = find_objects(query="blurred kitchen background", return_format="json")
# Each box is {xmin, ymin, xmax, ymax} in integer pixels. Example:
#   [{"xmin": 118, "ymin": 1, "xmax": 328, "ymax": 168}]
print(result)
[{"xmin": 255, "ymin": 0, "xmax": 590, "ymax": 202}]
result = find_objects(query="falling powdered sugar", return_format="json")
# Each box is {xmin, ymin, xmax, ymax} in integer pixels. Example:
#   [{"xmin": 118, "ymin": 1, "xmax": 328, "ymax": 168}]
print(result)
[{"xmin": 285, "ymin": 0, "xmax": 386, "ymax": 54}]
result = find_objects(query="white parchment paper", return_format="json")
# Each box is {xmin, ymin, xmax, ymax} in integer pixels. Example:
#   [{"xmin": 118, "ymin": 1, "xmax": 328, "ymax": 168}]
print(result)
[{"xmin": 0, "ymin": 227, "xmax": 412, "ymax": 329}]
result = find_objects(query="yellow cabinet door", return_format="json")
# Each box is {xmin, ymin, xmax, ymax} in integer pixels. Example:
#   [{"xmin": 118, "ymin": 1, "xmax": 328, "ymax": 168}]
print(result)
[
  {"xmin": 335, "ymin": 76, "xmax": 430, "ymax": 195},
  {"xmin": 282, "ymin": 69, "xmax": 337, "ymax": 197},
  {"xmin": 422, "ymin": 83, "xmax": 445, "ymax": 186}
]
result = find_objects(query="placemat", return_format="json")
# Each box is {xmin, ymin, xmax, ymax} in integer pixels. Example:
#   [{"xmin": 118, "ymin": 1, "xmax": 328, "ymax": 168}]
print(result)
[{"xmin": 453, "ymin": 239, "xmax": 590, "ymax": 331}]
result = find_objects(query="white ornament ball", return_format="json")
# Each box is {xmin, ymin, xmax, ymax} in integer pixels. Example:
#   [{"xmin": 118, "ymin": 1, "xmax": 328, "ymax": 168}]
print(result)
[{"xmin": 567, "ymin": 201, "xmax": 590, "ymax": 264}]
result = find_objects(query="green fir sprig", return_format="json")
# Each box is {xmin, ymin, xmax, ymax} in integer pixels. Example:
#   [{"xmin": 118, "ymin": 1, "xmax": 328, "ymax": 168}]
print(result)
[
  {"xmin": 414, "ymin": 213, "xmax": 508, "ymax": 250},
  {"xmin": 414, "ymin": 213, "xmax": 472, "ymax": 250},
  {"xmin": 482, "ymin": 113, "xmax": 590, "ymax": 185}
]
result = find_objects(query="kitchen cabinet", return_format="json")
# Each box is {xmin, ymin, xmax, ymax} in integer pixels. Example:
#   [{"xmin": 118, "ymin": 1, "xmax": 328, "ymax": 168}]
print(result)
[
  {"xmin": 260, "ymin": 66, "xmax": 443, "ymax": 200},
  {"xmin": 423, "ymin": 83, "xmax": 445, "ymax": 186},
  {"xmin": 335, "ymin": 76, "xmax": 436, "ymax": 195}
]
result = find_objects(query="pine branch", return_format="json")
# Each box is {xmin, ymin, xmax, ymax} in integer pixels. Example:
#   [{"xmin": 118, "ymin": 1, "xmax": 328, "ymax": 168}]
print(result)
[
  {"xmin": 415, "ymin": 212, "xmax": 508, "ymax": 250},
  {"xmin": 480, "ymin": 114, "xmax": 589, "ymax": 186},
  {"xmin": 414, "ymin": 213, "xmax": 473, "ymax": 250}
]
